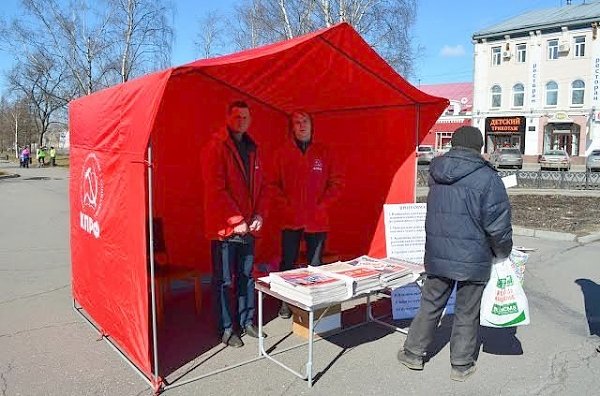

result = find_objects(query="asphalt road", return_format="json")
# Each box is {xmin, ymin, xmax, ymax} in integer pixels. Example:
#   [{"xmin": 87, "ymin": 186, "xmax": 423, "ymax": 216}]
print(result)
[{"xmin": 1, "ymin": 161, "xmax": 599, "ymax": 396}]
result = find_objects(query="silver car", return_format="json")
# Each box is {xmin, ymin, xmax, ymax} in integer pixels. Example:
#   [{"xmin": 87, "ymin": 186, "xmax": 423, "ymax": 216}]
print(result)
[
  {"xmin": 587, "ymin": 149, "xmax": 600, "ymax": 172},
  {"xmin": 490, "ymin": 147, "xmax": 523, "ymax": 169},
  {"xmin": 539, "ymin": 149, "xmax": 571, "ymax": 171},
  {"xmin": 417, "ymin": 145, "xmax": 435, "ymax": 165}
]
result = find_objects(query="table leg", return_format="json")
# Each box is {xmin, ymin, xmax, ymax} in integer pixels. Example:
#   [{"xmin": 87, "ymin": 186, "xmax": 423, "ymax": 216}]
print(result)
[
  {"xmin": 258, "ymin": 290, "xmax": 264, "ymax": 357},
  {"xmin": 307, "ymin": 310, "xmax": 314, "ymax": 387}
]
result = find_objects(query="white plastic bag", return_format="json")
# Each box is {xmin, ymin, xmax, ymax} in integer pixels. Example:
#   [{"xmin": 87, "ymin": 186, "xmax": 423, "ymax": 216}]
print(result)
[
  {"xmin": 509, "ymin": 249, "xmax": 529, "ymax": 285},
  {"xmin": 480, "ymin": 257, "xmax": 530, "ymax": 328}
]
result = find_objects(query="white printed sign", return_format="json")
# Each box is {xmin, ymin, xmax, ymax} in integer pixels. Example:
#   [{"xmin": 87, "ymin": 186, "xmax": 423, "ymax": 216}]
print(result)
[
  {"xmin": 383, "ymin": 204, "xmax": 427, "ymax": 264},
  {"xmin": 502, "ymin": 174, "xmax": 517, "ymax": 189},
  {"xmin": 392, "ymin": 282, "xmax": 456, "ymax": 320}
]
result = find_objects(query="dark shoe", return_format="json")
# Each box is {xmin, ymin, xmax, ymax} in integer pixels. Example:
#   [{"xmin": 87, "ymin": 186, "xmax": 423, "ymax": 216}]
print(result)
[
  {"xmin": 243, "ymin": 324, "xmax": 266, "ymax": 338},
  {"xmin": 221, "ymin": 330, "xmax": 243, "ymax": 348},
  {"xmin": 450, "ymin": 363, "xmax": 477, "ymax": 381},
  {"xmin": 278, "ymin": 302, "xmax": 292, "ymax": 319},
  {"xmin": 397, "ymin": 349, "xmax": 424, "ymax": 370}
]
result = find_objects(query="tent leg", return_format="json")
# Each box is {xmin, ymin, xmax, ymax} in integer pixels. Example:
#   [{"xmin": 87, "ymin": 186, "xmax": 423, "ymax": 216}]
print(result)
[
  {"xmin": 414, "ymin": 105, "xmax": 421, "ymax": 203},
  {"xmin": 147, "ymin": 144, "xmax": 161, "ymax": 382},
  {"xmin": 72, "ymin": 299, "xmax": 156, "ymax": 389}
]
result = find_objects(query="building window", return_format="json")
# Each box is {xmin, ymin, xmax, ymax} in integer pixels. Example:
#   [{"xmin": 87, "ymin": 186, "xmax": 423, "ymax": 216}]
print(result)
[
  {"xmin": 516, "ymin": 44, "xmax": 526, "ymax": 63},
  {"xmin": 513, "ymin": 83, "xmax": 525, "ymax": 107},
  {"xmin": 491, "ymin": 46, "xmax": 501, "ymax": 66},
  {"xmin": 548, "ymin": 39, "xmax": 559, "ymax": 59},
  {"xmin": 571, "ymin": 80, "xmax": 585, "ymax": 105},
  {"xmin": 546, "ymin": 81, "xmax": 558, "ymax": 106},
  {"xmin": 491, "ymin": 85, "xmax": 502, "ymax": 108},
  {"xmin": 574, "ymin": 36, "xmax": 586, "ymax": 57}
]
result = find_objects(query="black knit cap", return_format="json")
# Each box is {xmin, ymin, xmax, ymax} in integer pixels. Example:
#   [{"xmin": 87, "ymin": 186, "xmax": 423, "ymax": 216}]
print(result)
[{"xmin": 451, "ymin": 126, "xmax": 484, "ymax": 152}]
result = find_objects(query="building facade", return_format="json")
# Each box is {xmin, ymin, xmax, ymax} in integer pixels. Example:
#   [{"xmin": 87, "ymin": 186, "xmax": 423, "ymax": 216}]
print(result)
[
  {"xmin": 419, "ymin": 82, "xmax": 473, "ymax": 151},
  {"xmin": 472, "ymin": 2, "xmax": 600, "ymax": 163}
]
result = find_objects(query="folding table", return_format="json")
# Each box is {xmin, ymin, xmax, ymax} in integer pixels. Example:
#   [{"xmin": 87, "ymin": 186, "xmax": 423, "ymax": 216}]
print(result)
[{"xmin": 255, "ymin": 274, "xmax": 420, "ymax": 388}]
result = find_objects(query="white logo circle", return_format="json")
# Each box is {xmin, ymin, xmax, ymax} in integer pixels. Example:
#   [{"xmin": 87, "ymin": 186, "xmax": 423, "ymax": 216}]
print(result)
[{"xmin": 80, "ymin": 153, "xmax": 104, "ymax": 217}]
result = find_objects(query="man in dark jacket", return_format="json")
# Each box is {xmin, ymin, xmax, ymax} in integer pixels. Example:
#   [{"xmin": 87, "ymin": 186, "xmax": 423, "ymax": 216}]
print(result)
[
  {"xmin": 202, "ymin": 100, "xmax": 267, "ymax": 348},
  {"xmin": 397, "ymin": 126, "xmax": 513, "ymax": 381}
]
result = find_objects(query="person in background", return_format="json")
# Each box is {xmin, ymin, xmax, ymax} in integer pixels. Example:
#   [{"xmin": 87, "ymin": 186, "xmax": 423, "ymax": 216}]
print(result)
[
  {"xmin": 21, "ymin": 146, "xmax": 30, "ymax": 168},
  {"xmin": 202, "ymin": 100, "xmax": 267, "ymax": 348},
  {"xmin": 270, "ymin": 111, "xmax": 344, "ymax": 319},
  {"xmin": 19, "ymin": 146, "xmax": 25, "ymax": 167},
  {"xmin": 397, "ymin": 126, "xmax": 513, "ymax": 381},
  {"xmin": 50, "ymin": 146, "xmax": 57, "ymax": 167},
  {"xmin": 36, "ymin": 146, "xmax": 46, "ymax": 167}
]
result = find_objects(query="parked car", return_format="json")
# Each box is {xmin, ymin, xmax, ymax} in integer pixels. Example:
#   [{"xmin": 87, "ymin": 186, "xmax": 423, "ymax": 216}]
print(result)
[
  {"xmin": 417, "ymin": 145, "xmax": 435, "ymax": 164},
  {"xmin": 587, "ymin": 149, "xmax": 600, "ymax": 172},
  {"xmin": 490, "ymin": 147, "xmax": 523, "ymax": 169},
  {"xmin": 539, "ymin": 149, "xmax": 571, "ymax": 171}
]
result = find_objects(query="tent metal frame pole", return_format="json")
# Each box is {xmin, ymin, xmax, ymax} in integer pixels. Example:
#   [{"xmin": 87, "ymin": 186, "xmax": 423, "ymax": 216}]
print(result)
[
  {"xmin": 147, "ymin": 144, "xmax": 161, "ymax": 384},
  {"xmin": 71, "ymin": 299, "xmax": 154, "ymax": 388},
  {"xmin": 414, "ymin": 105, "xmax": 421, "ymax": 203}
]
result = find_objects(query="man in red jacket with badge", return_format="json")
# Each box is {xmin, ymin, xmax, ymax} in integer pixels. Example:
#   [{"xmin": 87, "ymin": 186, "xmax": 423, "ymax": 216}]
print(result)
[
  {"xmin": 271, "ymin": 111, "xmax": 344, "ymax": 318},
  {"xmin": 202, "ymin": 100, "xmax": 267, "ymax": 348}
]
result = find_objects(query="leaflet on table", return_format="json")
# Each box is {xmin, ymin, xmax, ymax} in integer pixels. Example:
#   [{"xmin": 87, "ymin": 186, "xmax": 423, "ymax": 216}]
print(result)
[
  {"xmin": 269, "ymin": 268, "xmax": 345, "ymax": 289},
  {"xmin": 269, "ymin": 282, "xmax": 348, "ymax": 306},
  {"xmin": 313, "ymin": 262, "xmax": 381, "ymax": 297},
  {"xmin": 351, "ymin": 255, "xmax": 419, "ymax": 278}
]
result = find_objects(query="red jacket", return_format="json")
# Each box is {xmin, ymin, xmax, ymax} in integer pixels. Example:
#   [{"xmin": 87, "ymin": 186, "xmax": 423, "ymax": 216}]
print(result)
[
  {"xmin": 271, "ymin": 139, "xmax": 344, "ymax": 232},
  {"xmin": 202, "ymin": 129, "xmax": 266, "ymax": 240}
]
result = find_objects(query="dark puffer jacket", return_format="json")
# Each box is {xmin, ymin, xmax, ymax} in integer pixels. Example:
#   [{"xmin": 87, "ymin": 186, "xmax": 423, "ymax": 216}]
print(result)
[{"xmin": 424, "ymin": 148, "xmax": 513, "ymax": 282}]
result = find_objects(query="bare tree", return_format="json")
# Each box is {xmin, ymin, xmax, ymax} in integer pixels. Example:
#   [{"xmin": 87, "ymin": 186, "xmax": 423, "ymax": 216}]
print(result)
[
  {"xmin": 0, "ymin": 0, "xmax": 175, "ymax": 153},
  {"xmin": 3, "ymin": 0, "xmax": 114, "ymax": 98},
  {"xmin": 0, "ymin": 97, "xmax": 26, "ymax": 158},
  {"xmin": 195, "ymin": 10, "xmax": 226, "ymax": 58},
  {"xmin": 8, "ymin": 53, "xmax": 71, "ymax": 147},
  {"xmin": 215, "ymin": 0, "xmax": 419, "ymax": 76},
  {"xmin": 1, "ymin": 0, "xmax": 175, "ymax": 95},
  {"xmin": 0, "ymin": 95, "xmax": 45, "ymax": 157},
  {"xmin": 105, "ymin": 0, "xmax": 174, "ymax": 83}
]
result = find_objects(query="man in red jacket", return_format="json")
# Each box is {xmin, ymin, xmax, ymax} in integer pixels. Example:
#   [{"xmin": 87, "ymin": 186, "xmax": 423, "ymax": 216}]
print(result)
[
  {"xmin": 202, "ymin": 100, "xmax": 267, "ymax": 347},
  {"xmin": 271, "ymin": 111, "xmax": 344, "ymax": 318}
]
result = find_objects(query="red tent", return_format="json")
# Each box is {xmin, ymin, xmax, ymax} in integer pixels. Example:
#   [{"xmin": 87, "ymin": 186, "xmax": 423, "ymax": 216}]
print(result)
[{"xmin": 69, "ymin": 22, "xmax": 446, "ymax": 390}]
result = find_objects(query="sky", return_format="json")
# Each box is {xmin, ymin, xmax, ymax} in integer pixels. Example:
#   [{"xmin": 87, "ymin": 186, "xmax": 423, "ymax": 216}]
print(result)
[{"xmin": 0, "ymin": 0, "xmax": 582, "ymax": 92}]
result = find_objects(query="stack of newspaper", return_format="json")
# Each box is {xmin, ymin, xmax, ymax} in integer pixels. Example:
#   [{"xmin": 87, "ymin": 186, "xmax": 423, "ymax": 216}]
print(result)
[
  {"xmin": 351, "ymin": 256, "xmax": 421, "ymax": 288},
  {"xmin": 315, "ymin": 262, "xmax": 382, "ymax": 296},
  {"xmin": 269, "ymin": 267, "xmax": 348, "ymax": 306}
]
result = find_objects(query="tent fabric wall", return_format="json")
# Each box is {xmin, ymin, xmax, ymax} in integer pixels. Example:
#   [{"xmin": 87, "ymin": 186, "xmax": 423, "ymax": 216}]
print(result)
[
  {"xmin": 70, "ymin": 22, "xmax": 447, "ymax": 381},
  {"xmin": 70, "ymin": 70, "xmax": 171, "ymax": 375}
]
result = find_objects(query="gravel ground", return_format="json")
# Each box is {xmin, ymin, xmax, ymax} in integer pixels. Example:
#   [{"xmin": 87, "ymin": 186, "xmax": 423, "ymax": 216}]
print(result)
[
  {"xmin": 510, "ymin": 194, "xmax": 600, "ymax": 236},
  {"xmin": 417, "ymin": 194, "xmax": 600, "ymax": 236}
]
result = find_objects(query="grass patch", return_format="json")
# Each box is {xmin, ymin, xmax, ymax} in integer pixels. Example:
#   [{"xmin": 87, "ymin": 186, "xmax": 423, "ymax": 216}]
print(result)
[{"xmin": 54, "ymin": 154, "xmax": 70, "ymax": 167}]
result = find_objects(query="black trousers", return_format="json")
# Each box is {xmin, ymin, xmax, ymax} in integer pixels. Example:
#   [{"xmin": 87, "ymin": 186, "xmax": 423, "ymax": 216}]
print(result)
[
  {"xmin": 280, "ymin": 229, "xmax": 327, "ymax": 270},
  {"xmin": 403, "ymin": 275, "xmax": 486, "ymax": 366}
]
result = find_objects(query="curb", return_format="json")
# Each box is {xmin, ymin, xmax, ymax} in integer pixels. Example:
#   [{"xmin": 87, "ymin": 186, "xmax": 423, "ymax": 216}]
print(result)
[
  {"xmin": 513, "ymin": 226, "xmax": 600, "ymax": 245},
  {"xmin": 513, "ymin": 226, "xmax": 576, "ymax": 241},
  {"xmin": 577, "ymin": 233, "xmax": 600, "ymax": 245}
]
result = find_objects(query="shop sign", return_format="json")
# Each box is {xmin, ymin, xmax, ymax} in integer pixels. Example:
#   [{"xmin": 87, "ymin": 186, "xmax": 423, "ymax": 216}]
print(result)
[
  {"xmin": 594, "ymin": 57, "xmax": 600, "ymax": 105},
  {"xmin": 485, "ymin": 116, "xmax": 526, "ymax": 134},
  {"xmin": 530, "ymin": 63, "xmax": 538, "ymax": 105},
  {"xmin": 548, "ymin": 111, "xmax": 573, "ymax": 123}
]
